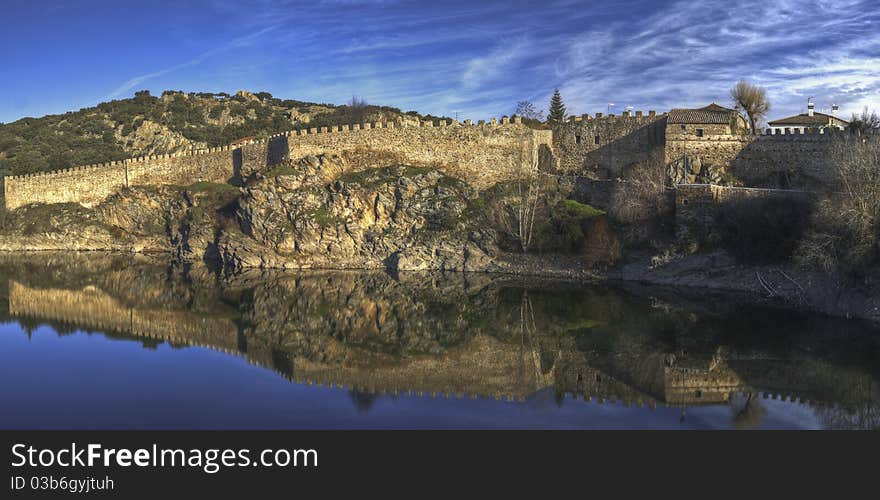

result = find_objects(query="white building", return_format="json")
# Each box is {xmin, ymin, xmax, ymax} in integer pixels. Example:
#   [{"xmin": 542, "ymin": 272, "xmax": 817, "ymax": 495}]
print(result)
[{"xmin": 766, "ymin": 99, "xmax": 848, "ymax": 134}]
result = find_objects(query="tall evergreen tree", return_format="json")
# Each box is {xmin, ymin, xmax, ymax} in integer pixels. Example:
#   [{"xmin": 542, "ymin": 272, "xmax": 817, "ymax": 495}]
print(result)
[{"xmin": 548, "ymin": 88, "xmax": 566, "ymax": 122}]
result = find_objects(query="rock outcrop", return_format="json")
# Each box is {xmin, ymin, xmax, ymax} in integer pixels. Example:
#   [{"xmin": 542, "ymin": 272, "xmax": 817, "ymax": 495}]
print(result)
[
  {"xmin": 0, "ymin": 183, "xmax": 237, "ymax": 256},
  {"xmin": 218, "ymin": 155, "xmax": 501, "ymax": 272},
  {"xmin": 114, "ymin": 119, "xmax": 205, "ymax": 157},
  {"xmin": 0, "ymin": 153, "xmax": 506, "ymax": 273}
]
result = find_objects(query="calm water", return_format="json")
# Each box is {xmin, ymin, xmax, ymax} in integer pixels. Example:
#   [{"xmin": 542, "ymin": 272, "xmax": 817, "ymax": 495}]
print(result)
[{"xmin": 0, "ymin": 254, "xmax": 878, "ymax": 429}]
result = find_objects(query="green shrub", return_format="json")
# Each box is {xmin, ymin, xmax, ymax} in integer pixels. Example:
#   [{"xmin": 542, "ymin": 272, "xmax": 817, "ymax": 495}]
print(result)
[
  {"xmin": 549, "ymin": 200, "xmax": 605, "ymax": 252},
  {"xmin": 562, "ymin": 199, "xmax": 605, "ymax": 218},
  {"xmin": 208, "ymin": 105, "xmax": 225, "ymax": 119},
  {"xmin": 311, "ymin": 207, "xmax": 337, "ymax": 227}
]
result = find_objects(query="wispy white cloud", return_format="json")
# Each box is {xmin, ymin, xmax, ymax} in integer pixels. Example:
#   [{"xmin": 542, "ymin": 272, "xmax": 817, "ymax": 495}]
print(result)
[
  {"xmin": 461, "ymin": 38, "xmax": 533, "ymax": 89},
  {"xmin": 104, "ymin": 25, "xmax": 280, "ymax": 100},
  {"xmin": 529, "ymin": 0, "xmax": 880, "ymax": 119},
  {"xmin": 5, "ymin": 0, "xmax": 879, "ymax": 123}
]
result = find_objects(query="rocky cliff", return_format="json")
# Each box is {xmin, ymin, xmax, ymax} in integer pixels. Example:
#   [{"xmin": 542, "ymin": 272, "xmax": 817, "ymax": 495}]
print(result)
[
  {"xmin": 0, "ymin": 153, "xmax": 510, "ymax": 273},
  {"xmin": 218, "ymin": 155, "xmax": 500, "ymax": 272}
]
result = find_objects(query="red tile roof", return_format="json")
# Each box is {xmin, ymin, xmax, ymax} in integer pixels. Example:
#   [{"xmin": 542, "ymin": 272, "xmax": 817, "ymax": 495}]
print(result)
[{"xmin": 667, "ymin": 103, "xmax": 740, "ymax": 124}]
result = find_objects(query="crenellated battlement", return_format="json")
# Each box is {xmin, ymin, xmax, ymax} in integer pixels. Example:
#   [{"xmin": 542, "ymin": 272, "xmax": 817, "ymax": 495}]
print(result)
[
  {"xmin": 5, "ymin": 117, "xmax": 527, "ymax": 183},
  {"xmin": 566, "ymin": 110, "xmax": 662, "ymax": 122},
  {"xmin": 552, "ymin": 110, "xmax": 667, "ymax": 174},
  {"xmin": 2, "ymin": 117, "xmax": 543, "ymax": 210},
  {"xmin": 3, "ymin": 145, "xmax": 239, "ymax": 182}
]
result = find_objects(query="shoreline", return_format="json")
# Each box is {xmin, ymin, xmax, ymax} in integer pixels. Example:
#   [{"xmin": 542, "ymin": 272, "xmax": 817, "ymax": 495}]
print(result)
[{"xmin": 1, "ymin": 246, "xmax": 877, "ymax": 325}]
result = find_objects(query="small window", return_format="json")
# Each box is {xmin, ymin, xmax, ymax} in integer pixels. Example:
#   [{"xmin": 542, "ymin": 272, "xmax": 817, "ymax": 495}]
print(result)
[
  {"xmin": 695, "ymin": 390, "xmax": 702, "ymax": 398},
  {"xmin": 595, "ymin": 135, "xmax": 600, "ymax": 145},
  {"xmin": 695, "ymin": 128, "xmax": 704, "ymax": 137},
  {"xmin": 575, "ymin": 134, "xmax": 581, "ymax": 145}
]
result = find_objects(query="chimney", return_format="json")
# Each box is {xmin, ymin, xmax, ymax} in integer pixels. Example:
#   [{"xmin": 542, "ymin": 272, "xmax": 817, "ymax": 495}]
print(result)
[
  {"xmin": 831, "ymin": 103, "xmax": 839, "ymax": 118},
  {"xmin": 807, "ymin": 97, "xmax": 814, "ymax": 117}
]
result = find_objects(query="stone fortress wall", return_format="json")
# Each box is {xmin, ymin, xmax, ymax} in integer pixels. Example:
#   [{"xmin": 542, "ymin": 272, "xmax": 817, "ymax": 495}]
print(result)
[
  {"xmin": 2, "ymin": 147, "xmax": 238, "ymax": 210},
  {"xmin": 553, "ymin": 111, "xmax": 848, "ymax": 188},
  {"xmin": 551, "ymin": 110, "xmax": 667, "ymax": 177},
  {"xmin": 1, "ymin": 107, "xmax": 858, "ymax": 211},
  {"xmin": 2, "ymin": 104, "xmax": 867, "ymax": 248},
  {"xmin": 665, "ymin": 129, "xmax": 844, "ymax": 187},
  {"xmin": 552, "ymin": 112, "xmax": 851, "ymax": 246},
  {"xmin": 2, "ymin": 117, "xmax": 552, "ymax": 210}
]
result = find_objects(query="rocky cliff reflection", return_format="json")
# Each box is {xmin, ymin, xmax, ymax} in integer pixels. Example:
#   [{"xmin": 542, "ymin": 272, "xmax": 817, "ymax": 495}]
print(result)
[{"xmin": 1, "ymin": 253, "xmax": 879, "ymax": 429}]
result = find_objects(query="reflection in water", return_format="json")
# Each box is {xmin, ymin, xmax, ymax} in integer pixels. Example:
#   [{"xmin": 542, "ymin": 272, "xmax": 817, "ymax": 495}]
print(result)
[
  {"xmin": 349, "ymin": 391, "xmax": 379, "ymax": 414},
  {"xmin": 0, "ymin": 253, "xmax": 878, "ymax": 429},
  {"xmin": 729, "ymin": 393, "xmax": 766, "ymax": 430}
]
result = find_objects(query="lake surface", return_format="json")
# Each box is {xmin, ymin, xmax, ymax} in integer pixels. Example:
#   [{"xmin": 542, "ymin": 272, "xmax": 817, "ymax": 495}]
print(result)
[{"xmin": 0, "ymin": 254, "xmax": 878, "ymax": 429}]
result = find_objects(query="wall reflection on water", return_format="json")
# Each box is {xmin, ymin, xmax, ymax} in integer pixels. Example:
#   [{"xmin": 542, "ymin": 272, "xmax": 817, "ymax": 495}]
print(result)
[{"xmin": 0, "ymin": 253, "xmax": 878, "ymax": 429}]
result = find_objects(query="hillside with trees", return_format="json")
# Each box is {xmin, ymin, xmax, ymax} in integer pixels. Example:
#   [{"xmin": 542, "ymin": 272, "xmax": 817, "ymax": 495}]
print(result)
[{"xmin": 0, "ymin": 90, "xmax": 429, "ymax": 177}]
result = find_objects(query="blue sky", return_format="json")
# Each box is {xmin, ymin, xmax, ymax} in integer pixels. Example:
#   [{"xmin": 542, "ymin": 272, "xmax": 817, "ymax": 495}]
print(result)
[{"xmin": 1, "ymin": 0, "xmax": 877, "ymax": 124}]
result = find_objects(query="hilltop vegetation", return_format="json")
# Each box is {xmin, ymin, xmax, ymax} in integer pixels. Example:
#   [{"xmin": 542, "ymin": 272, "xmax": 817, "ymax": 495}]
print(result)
[{"xmin": 0, "ymin": 90, "xmax": 429, "ymax": 177}]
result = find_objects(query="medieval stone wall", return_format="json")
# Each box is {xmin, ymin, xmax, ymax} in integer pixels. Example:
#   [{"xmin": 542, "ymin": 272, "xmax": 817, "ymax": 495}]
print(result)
[
  {"xmin": 553, "ymin": 112, "xmax": 853, "ymax": 189},
  {"xmin": 666, "ymin": 123, "xmax": 734, "ymax": 137},
  {"xmin": 238, "ymin": 118, "xmax": 553, "ymax": 188},
  {"xmin": 2, "ymin": 117, "xmax": 550, "ymax": 210},
  {"xmin": 665, "ymin": 130, "xmax": 847, "ymax": 188},
  {"xmin": 728, "ymin": 133, "xmax": 841, "ymax": 187},
  {"xmin": 4, "ymin": 109, "xmax": 864, "ymax": 212},
  {"xmin": 2, "ymin": 147, "xmax": 236, "ymax": 210},
  {"xmin": 552, "ymin": 111, "xmax": 666, "ymax": 177}
]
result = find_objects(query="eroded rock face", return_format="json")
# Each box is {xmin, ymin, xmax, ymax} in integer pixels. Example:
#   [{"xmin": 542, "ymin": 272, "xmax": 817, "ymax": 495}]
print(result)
[
  {"xmin": 0, "ymin": 184, "xmax": 236, "ymax": 258},
  {"xmin": 114, "ymin": 119, "xmax": 206, "ymax": 157},
  {"xmin": 667, "ymin": 156, "xmax": 727, "ymax": 185},
  {"xmin": 0, "ymin": 153, "xmax": 516, "ymax": 274},
  {"xmin": 218, "ymin": 155, "xmax": 501, "ymax": 272}
]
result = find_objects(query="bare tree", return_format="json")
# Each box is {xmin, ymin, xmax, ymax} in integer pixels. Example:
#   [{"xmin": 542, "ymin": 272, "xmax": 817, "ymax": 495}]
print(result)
[
  {"xmin": 347, "ymin": 95, "xmax": 368, "ymax": 124},
  {"xmin": 797, "ymin": 136, "xmax": 880, "ymax": 272},
  {"xmin": 848, "ymin": 107, "xmax": 880, "ymax": 136},
  {"xmin": 609, "ymin": 161, "xmax": 671, "ymax": 244},
  {"xmin": 730, "ymin": 392, "xmax": 766, "ymax": 429},
  {"xmin": 515, "ymin": 101, "xmax": 545, "ymax": 121},
  {"xmin": 816, "ymin": 403, "xmax": 880, "ymax": 430},
  {"xmin": 497, "ymin": 139, "xmax": 543, "ymax": 253},
  {"xmin": 348, "ymin": 95, "xmax": 367, "ymax": 108},
  {"xmin": 611, "ymin": 162, "xmax": 669, "ymax": 224},
  {"xmin": 834, "ymin": 136, "xmax": 880, "ymax": 228},
  {"xmin": 730, "ymin": 80, "xmax": 770, "ymax": 135}
]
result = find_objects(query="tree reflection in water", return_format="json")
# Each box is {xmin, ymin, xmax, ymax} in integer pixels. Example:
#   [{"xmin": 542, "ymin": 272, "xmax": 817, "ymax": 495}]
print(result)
[
  {"xmin": 730, "ymin": 392, "xmax": 766, "ymax": 430},
  {"xmin": 0, "ymin": 252, "xmax": 878, "ymax": 428}
]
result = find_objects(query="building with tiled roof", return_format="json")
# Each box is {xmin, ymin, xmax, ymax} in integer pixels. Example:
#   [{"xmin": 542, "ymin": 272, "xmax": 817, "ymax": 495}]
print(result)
[
  {"xmin": 767, "ymin": 100, "xmax": 848, "ymax": 134},
  {"xmin": 666, "ymin": 103, "xmax": 749, "ymax": 137}
]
